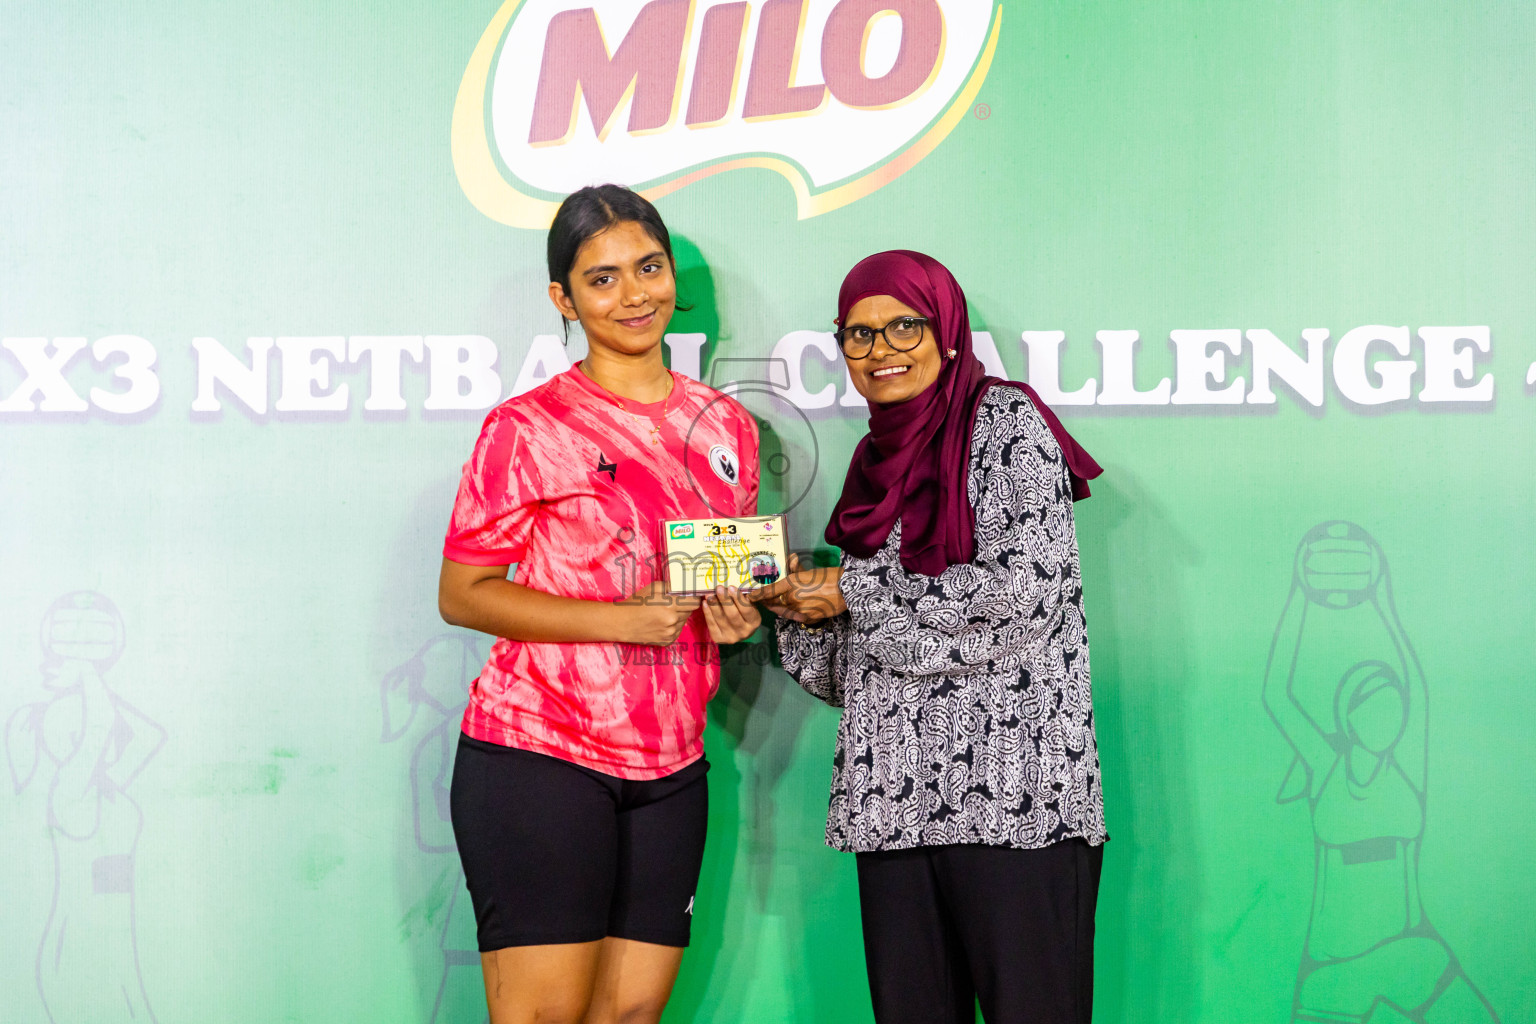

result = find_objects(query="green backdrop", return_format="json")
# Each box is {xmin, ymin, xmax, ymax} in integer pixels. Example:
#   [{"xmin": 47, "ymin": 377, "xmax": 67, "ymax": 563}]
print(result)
[{"xmin": 2, "ymin": 2, "xmax": 1532, "ymax": 1022}]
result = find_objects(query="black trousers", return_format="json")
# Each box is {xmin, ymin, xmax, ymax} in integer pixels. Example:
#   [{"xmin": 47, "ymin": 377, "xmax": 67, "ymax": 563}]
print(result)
[{"xmin": 856, "ymin": 839, "xmax": 1105, "ymax": 1024}]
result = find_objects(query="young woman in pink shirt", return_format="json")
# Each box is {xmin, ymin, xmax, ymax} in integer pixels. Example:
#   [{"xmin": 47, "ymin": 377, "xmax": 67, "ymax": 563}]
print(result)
[{"xmin": 438, "ymin": 185, "xmax": 761, "ymax": 1024}]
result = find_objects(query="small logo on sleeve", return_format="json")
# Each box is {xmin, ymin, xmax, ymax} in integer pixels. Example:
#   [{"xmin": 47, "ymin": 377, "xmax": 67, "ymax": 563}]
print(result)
[{"xmin": 707, "ymin": 445, "xmax": 738, "ymax": 485}]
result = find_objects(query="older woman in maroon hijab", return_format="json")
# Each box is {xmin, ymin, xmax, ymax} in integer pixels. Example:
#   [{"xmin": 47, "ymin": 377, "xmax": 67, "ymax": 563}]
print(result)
[{"xmin": 758, "ymin": 250, "xmax": 1108, "ymax": 1024}]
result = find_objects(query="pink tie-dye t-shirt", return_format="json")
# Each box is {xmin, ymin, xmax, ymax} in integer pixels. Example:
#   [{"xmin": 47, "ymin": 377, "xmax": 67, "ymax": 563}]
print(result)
[{"xmin": 444, "ymin": 365, "xmax": 759, "ymax": 780}]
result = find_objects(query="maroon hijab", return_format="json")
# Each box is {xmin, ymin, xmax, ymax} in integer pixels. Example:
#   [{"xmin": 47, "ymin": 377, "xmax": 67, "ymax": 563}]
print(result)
[{"xmin": 824, "ymin": 250, "xmax": 1103, "ymax": 576}]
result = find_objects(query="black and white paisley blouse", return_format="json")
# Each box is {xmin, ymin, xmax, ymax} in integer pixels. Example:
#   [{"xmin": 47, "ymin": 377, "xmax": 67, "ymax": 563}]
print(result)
[{"xmin": 777, "ymin": 385, "xmax": 1108, "ymax": 854}]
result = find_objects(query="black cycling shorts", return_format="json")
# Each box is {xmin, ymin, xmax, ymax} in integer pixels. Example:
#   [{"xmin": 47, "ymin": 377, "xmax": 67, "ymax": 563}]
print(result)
[{"xmin": 449, "ymin": 734, "xmax": 709, "ymax": 952}]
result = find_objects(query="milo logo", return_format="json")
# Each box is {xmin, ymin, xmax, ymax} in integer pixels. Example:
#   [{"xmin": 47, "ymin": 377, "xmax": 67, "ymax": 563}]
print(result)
[
  {"xmin": 453, "ymin": 1, "xmax": 1003, "ymax": 227},
  {"xmin": 670, "ymin": 522, "xmax": 696, "ymax": 539}
]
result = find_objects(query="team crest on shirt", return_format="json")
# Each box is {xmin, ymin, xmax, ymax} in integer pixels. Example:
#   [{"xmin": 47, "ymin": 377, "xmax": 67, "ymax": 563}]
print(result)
[{"xmin": 707, "ymin": 445, "xmax": 739, "ymax": 486}]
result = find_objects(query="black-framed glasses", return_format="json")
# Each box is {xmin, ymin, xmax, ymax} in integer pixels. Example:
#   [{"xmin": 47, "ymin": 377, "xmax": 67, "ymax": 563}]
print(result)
[{"xmin": 835, "ymin": 316, "xmax": 930, "ymax": 359}]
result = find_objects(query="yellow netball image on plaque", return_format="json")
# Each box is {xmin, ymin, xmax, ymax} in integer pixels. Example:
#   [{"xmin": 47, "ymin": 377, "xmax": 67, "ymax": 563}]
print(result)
[{"xmin": 660, "ymin": 515, "xmax": 790, "ymax": 596}]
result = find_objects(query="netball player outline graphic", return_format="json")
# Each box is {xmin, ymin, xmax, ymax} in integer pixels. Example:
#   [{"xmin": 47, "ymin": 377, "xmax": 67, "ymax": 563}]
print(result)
[
  {"xmin": 436, "ymin": 184, "xmax": 762, "ymax": 1024},
  {"xmin": 1263, "ymin": 522, "xmax": 1500, "ymax": 1024},
  {"xmin": 5, "ymin": 591, "xmax": 166, "ymax": 1024}
]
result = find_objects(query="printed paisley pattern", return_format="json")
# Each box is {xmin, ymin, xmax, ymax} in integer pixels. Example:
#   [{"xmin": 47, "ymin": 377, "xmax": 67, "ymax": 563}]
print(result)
[{"xmin": 777, "ymin": 386, "xmax": 1107, "ymax": 853}]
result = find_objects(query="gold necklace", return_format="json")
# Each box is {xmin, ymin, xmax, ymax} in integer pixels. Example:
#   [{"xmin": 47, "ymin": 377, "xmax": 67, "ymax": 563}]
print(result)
[{"xmin": 601, "ymin": 373, "xmax": 675, "ymax": 445}]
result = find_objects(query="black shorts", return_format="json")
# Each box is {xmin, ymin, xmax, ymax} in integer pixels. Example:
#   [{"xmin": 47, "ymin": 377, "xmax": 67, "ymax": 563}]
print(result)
[{"xmin": 449, "ymin": 734, "xmax": 709, "ymax": 951}]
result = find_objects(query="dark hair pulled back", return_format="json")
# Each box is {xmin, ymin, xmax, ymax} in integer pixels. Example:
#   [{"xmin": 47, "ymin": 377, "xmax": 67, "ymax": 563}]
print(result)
[{"xmin": 547, "ymin": 184, "xmax": 686, "ymax": 339}]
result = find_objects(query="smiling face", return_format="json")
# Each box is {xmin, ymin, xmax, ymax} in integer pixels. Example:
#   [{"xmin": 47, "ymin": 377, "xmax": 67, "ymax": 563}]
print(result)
[
  {"xmin": 842, "ymin": 294, "xmax": 945, "ymax": 405},
  {"xmin": 548, "ymin": 219, "xmax": 677, "ymax": 359}
]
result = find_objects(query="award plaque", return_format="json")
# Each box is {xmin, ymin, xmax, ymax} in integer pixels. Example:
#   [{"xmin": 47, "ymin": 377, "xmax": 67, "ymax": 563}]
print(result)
[{"xmin": 660, "ymin": 515, "xmax": 790, "ymax": 596}]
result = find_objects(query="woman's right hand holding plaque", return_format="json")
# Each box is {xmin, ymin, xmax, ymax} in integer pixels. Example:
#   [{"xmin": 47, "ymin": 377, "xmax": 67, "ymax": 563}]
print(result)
[{"xmin": 753, "ymin": 553, "xmax": 847, "ymax": 625}]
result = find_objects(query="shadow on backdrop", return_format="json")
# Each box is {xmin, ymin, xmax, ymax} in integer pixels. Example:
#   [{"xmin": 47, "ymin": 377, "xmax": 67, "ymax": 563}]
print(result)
[
  {"xmin": 5, "ymin": 591, "xmax": 166, "ymax": 1024},
  {"xmin": 1263, "ymin": 522, "xmax": 1500, "ymax": 1024},
  {"xmin": 670, "ymin": 235, "xmax": 722, "ymax": 375},
  {"xmin": 1074, "ymin": 468, "xmax": 1205, "ymax": 1023},
  {"xmin": 668, "ymin": 348, "xmax": 860, "ymax": 1021},
  {"xmin": 665, "ymin": 307, "xmax": 868, "ymax": 1018}
]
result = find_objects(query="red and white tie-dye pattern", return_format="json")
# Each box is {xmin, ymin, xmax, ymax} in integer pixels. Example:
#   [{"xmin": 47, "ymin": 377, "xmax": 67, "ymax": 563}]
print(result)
[{"xmin": 444, "ymin": 365, "xmax": 759, "ymax": 780}]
